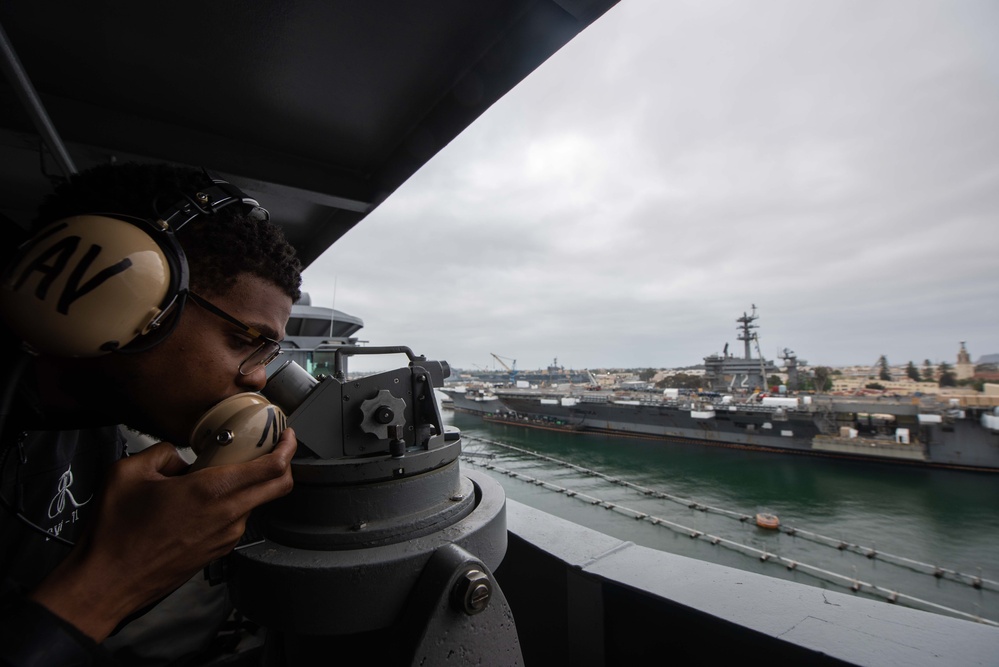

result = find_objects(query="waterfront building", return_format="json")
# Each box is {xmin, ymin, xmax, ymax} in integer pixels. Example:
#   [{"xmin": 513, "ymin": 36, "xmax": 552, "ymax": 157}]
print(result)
[{"xmin": 956, "ymin": 342, "xmax": 975, "ymax": 381}]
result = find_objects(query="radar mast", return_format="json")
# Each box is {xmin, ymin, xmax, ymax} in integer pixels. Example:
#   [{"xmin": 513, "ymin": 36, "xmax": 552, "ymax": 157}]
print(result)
[{"xmin": 736, "ymin": 304, "xmax": 759, "ymax": 360}]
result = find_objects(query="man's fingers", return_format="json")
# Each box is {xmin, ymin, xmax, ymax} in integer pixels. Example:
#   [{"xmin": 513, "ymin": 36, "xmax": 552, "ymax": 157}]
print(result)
[
  {"xmin": 188, "ymin": 427, "xmax": 296, "ymax": 501},
  {"xmin": 131, "ymin": 441, "xmax": 191, "ymax": 477},
  {"xmin": 271, "ymin": 427, "xmax": 298, "ymax": 461}
]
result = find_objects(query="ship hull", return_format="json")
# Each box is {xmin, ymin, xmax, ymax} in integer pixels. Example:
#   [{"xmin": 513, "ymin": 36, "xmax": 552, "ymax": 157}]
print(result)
[{"xmin": 492, "ymin": 392, "xmax": 999, "ymax": 472}]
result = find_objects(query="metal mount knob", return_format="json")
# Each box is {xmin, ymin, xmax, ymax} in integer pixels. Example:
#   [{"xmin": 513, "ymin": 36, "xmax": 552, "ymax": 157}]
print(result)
[{"xmin": 359, "ymin": 389, "xmax": 407, "ymax": 440}]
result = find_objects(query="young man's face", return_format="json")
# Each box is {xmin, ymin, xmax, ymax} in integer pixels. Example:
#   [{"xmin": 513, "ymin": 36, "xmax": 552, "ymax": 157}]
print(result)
[{"xmin": 99, "ymin": 272, "xmax": 294, "ymax": 446}]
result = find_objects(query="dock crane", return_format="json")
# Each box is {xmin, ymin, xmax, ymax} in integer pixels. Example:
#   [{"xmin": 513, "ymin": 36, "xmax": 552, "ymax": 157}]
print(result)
[{"xmin": 490, "ymin": 353, "xmax": 518, "ymax": 383}]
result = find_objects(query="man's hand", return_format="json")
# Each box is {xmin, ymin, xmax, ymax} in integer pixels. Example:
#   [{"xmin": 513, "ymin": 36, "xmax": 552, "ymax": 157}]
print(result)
[{"xmin": 29, "ymin": 428, "xmax": 297, "ymax": 641}]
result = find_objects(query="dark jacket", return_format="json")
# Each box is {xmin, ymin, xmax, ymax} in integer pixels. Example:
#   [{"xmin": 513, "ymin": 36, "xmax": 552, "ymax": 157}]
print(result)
[{"xmin": 0, "ymin": 354, "xmax": 125, "ymax": 666}]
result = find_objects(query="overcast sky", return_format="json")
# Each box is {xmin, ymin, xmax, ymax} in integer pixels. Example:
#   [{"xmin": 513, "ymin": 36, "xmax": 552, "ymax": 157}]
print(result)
[{"xmin": 301, "ymin": 0, "xmax": 999, "ymax": 374}]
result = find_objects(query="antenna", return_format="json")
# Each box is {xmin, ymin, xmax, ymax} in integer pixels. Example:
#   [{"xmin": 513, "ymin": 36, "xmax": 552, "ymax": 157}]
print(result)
[{"xmin": 329, "ymin": 275, "xmax": 338, "ymax": 337}]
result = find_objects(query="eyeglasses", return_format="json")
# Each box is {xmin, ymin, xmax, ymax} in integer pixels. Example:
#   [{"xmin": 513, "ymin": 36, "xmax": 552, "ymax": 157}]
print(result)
[{"xmin": 187, "ymin": 292, "xmax": 283, "ymax": 375}]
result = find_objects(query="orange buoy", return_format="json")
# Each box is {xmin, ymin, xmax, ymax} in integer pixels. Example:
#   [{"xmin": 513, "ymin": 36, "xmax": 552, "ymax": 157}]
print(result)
[{"xmin": 756, "ymin": 512, "xmax": 780, "ymax": 530}]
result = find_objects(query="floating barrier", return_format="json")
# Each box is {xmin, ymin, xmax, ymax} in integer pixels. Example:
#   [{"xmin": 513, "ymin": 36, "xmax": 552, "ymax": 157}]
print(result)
[{"xmin": 461, "ymin": 435, "xmax": 999, "ymax": 625}]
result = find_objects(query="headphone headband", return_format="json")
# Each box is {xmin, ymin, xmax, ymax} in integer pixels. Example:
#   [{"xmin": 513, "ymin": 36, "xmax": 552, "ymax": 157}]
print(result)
[{"xmin": 157, "ymin": 178, "xmax": 269, "ymax": 231}]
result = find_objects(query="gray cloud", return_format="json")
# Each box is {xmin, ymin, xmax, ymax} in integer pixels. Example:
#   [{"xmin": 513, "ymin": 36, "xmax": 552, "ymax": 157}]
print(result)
[{"xmin": 305, "ymin": 0, "xmax": 999, "ymax": 374}]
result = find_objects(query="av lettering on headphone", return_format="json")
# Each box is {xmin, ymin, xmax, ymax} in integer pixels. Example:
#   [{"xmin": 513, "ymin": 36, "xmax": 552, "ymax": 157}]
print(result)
[{"xmin": 0, "ymin": 175, "xmax": 268, "ymax": 358}]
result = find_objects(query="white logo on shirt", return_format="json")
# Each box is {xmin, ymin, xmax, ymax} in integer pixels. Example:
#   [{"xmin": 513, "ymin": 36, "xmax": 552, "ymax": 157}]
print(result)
[{"xmin": 47, "ymin": 464, "xmax": 92, "ymax": 519}]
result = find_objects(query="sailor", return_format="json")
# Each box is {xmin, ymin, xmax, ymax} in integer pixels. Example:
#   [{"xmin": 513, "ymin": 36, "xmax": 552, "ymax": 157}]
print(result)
[{"xmin": 0, "ymin": 162, "xmax": 301, "ymax": 664}]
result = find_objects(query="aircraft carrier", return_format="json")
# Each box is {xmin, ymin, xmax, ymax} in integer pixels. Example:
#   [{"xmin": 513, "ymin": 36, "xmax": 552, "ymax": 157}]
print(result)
[
  {"xmin": 490, "ymin": 388, "xmax": 999, "ymax": 471},
  {"xmin": 458, "ymin": 357, "xmax": 596, "ymax": 387},
  {"xmin": 491, "ymin": 308, "xmax": 999, "ymax": 472},
  {"xmin": 440, "ymin": 386, "xmax": 511, "ymax": 416}
]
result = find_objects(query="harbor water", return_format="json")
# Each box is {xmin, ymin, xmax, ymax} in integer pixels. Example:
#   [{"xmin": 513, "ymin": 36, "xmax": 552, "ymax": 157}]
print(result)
[{"xmin": 446, "ymin": 410, "xmax": 999, "ymax": 626}]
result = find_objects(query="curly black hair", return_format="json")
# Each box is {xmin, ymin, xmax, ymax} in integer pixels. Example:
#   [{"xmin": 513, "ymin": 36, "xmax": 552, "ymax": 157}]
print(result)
[{"xmin": 35, "ymin": 162, "xmax": 302, "ymax": 301}]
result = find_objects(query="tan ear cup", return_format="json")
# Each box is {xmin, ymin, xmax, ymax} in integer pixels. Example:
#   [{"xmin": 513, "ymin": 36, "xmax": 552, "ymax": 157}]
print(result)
[
  {"xmin": 189, "ymin": 393, "xmax": 287, "ymax": 469},
  {"xmin": 0, "ymin": 215, "xmax": 172, "ymax": 356}
]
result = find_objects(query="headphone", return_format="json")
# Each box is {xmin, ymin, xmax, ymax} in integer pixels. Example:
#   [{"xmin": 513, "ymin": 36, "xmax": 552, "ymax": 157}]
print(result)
[{"xmin": 0, "ymin": 174, "xmax": 268, "ymax": 357}]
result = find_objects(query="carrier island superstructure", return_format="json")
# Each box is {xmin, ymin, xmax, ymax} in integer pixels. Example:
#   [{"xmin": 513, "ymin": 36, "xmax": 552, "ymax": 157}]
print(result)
[{"xmin": 702, "ymin": 305, "xmax": 781, "ymax": 391}]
